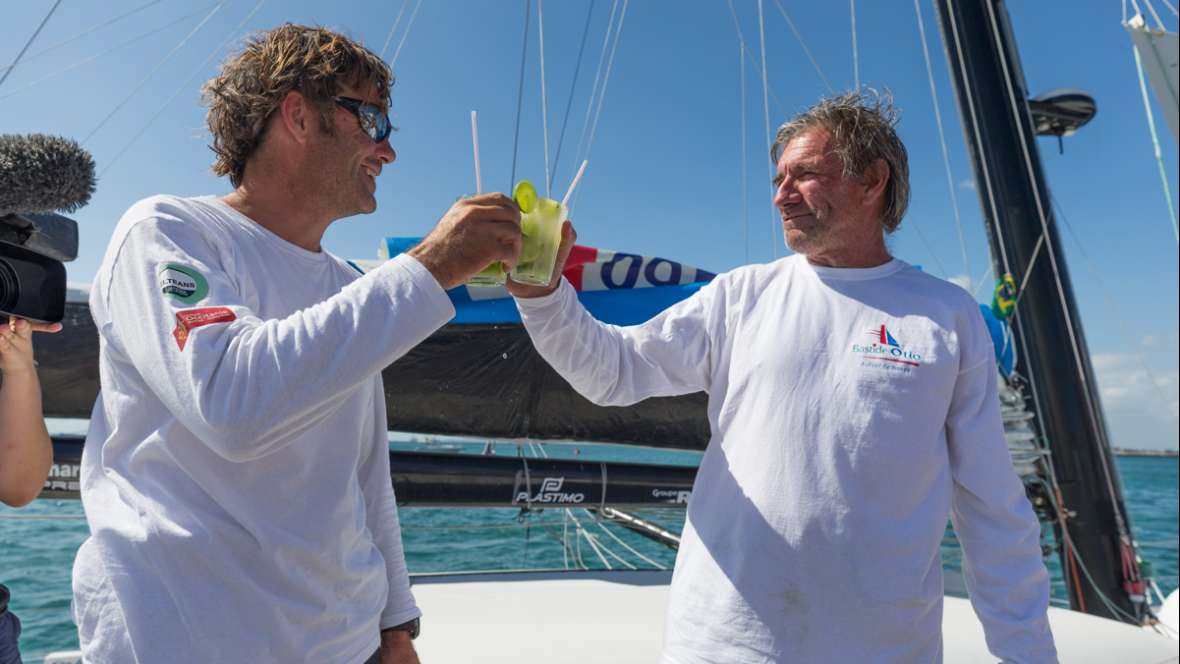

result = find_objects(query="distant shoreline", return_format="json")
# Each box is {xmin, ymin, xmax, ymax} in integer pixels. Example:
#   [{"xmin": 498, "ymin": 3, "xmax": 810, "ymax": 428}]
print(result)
[{"xmin": 1114, "ymin": 448, "xmax": 1179, "ymax": 458}]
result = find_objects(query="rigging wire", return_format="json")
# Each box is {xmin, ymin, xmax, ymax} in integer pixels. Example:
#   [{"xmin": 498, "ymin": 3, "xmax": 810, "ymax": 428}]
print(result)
[
  {"xmin": 579, "ymin": 0, "xmax": 629, "ymax": 175},
  {"xmin": 1050, "ymin": 193, "xmax": 1173, "ymax": 416},
  {"xmin": 1036, "ymin": 479, "xmax": 1146, "ymax": 623},
  {"xmin": 389, "ymin": 0, "xmax": 424, "ymax": 69},
  {"xmin": 0, "ymin": 0, "xmax": 165, "ymax": 74},
  {"xmin": 970, "ymin": 263, "xmax": 994, "ymax": 300},
  {"xmin": 771, "ymin": 0, "xmax": 834, "ymax": 93},
  {"xmin": 593, "ymin": 536, "xmax": 640, "ymax": 570},
  {"xmin": 562, "ymin": 506, "xmax": 571, "ymax": 569},
  {"xmin": 571, "ymin": 0, "xmax": 619, "ymax": 195},
  {"xmin": 590, "ymin": 516, "xmax": 667, "ymax": 569},
  {"xmin": 913, "ymin": 0, "xmax": 973, "ymax": 288},
  {"xmin": 723, "ymin": 0, "xmax": 788, "ymax": 118},
  {"xmin": 1134, "ymin": 0, "xmax": 1170, "ymax": 29},
  {"xmin": 1011, "ymin": 232, "xmax": 1046, "ymax": 308},
  {"xmin": 1128, "ymin": 39, "xmax": 1179, "ymax": 244},
  {"xmin": 740, "ymin": 40, "xmax": 750, "ymax": 264},
  {"xmin": 756, "ymin": 0, "xmax": 778, "ymax": 258},
  {"xmin": 1158, "ymin": 0, "xmax": 1179, "ymax": 16},
  {"xmin": 509, "ymin": 0, "xmax": 534, "ymax": 190},
  {"xmin": 564, "ymin": 508, "xmax": 613, "ymax": 569},
  {"xmin": 99, "ymin": 0, "xmax": 268, "ymax": 178},
  {"xmin": 379, "ymin": 0, "xmax": 412, "ymax": 61},
  {"xmin": 0, "ymin": 0, "xmax": 63, "ymax": 92},
  {"xmin": 550, "ymin": 0, "xmax": 597, "ymax": 195},
  {"xmin": 983, "ymin": 2, "xmax": 1136, "ymax": 582},
  {"xmin": 82, "ymin": 1, "xmax": 227, "ymax": 146},
  {"xmin": 850, "ymin": 0, "xmax": 860, "ymax": 89},
  {"xmin": 571, "ymin": 0, "xmax": 630, "ymax": 212},
  {"xmin": 910, "ymin": 225, "xmax": 952, "ymax": 279},
  {"xmin": 0, "ymin": 4, "xmax": 223, "ymax": 102},
  {"xmin": 537, "ymin": 0, "xmax": 552, "ymax": 198}
]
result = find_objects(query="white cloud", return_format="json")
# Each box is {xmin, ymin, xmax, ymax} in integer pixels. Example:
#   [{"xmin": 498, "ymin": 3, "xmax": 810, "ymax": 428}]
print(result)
[
  {"xmin": 1090, "ymin": 343, "xmax": 1180, "ymax": 451},
  {"xmin": 946, "ymin": 274, "xmax": 973, "ymax": 292},
  {"xmin": 958, "ymin": 178, "xmax": 977, "ymax": 191}
]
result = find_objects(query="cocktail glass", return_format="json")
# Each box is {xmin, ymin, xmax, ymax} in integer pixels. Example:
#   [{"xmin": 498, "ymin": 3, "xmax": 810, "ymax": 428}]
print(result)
[
  {"xmin": 468, "ymin": 261, "xmax": 507, "ymax": 287},
  {"xmin": 510, "ymin": 182, "xmax": 568, "ymax": 287}
]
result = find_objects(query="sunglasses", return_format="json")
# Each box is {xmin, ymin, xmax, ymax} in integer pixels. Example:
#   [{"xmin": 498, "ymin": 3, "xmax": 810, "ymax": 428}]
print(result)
[{"xmin": 333, "ymin": 96, "xmax": 393, "ymax": 143}]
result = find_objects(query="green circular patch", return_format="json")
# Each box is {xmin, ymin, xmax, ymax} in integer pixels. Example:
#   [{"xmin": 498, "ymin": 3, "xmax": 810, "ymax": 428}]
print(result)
[{"xmin": 158, "ymin": 263, "xmax": 209, "ymax": 304}]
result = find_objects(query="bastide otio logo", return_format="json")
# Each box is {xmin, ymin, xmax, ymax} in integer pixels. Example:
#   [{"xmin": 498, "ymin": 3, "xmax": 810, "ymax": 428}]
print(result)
[
  {"xmin": 159, "ymin": 263, "xmax": 209, "ymax": 304},
  {"xmin": 851, "ymin": 324, "xmax": 923, "ymax": 370}
]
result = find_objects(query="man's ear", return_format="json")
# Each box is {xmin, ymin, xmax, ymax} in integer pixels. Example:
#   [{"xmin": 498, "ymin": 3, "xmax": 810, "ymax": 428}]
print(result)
[
  {"xmin": 862, "ymin": 159, "xmax": 890, "ymax": 210},
  {"xmin": 276, "ymin": 90, "xmax": 313, "ymax": 145}
]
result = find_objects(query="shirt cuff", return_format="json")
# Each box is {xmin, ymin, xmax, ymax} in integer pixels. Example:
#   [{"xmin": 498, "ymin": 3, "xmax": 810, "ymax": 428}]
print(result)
[
  {"xmin": 388, "ymin": 253, "xmax": 456, "ymax": 321},
  {"xmin": 380, "ymin": 606, "xmax": 423, "ymax": 631},
  {"xmin": 513, "ymin": 277, "xmax": 574, "ymax": 313}
]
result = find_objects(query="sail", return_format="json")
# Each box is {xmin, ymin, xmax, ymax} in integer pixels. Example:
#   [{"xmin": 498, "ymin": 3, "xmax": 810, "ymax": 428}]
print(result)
[
  {"xmin": 1125, "ymin": 14, "xmax": 1179, "ymax": 142},
  {"xmin": 38, "ymin": 242, "xmax": 718, "ymax": 450}
]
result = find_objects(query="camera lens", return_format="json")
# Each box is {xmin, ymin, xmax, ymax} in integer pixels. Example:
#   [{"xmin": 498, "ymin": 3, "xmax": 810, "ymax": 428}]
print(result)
[{"xmin": 0, "ymin": 259, "xmax": 19, "ymax": 312}]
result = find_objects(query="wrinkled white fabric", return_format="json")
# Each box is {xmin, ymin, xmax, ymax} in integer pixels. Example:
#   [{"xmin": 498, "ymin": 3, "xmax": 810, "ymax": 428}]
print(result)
[
  {"xmin": 75, "ymin": 195, "xmax": 453, "ymax": 664},
  {"xmin": 517, "ymin": 255, "xmax": 1056, "ymax": 663}
]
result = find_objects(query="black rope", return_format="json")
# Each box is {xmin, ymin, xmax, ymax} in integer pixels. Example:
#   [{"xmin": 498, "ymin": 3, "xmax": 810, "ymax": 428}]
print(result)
[
  {"xmin": 509, "ymin": 0, "xmax": 533, "ymax": 190},
  {"xmin": 548, "ymin": 0, "xmax": 597, "ymax": 193},
  {"xmin": 0, "ymin": 0, "xmax": 64, "ymax": 91},
  {"xmin": 0, "ymin": 0, "xmax": 165, "ymax": 72}
]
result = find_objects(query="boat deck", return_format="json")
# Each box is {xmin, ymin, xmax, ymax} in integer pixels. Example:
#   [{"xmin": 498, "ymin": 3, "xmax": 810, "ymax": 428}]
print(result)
[{"xmin": 408, "ymin": 570, "xmax": 1179, "ymax": 663}]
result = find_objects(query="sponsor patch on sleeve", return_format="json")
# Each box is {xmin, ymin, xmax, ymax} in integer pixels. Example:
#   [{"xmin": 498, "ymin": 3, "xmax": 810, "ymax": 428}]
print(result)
[
  {"xmin": 159, "ymin": 263, "xmax": 209, "ymax": 304},
  {"xmin": 173, "ymin": 307, "xmax": 235, "ymax": 350}
]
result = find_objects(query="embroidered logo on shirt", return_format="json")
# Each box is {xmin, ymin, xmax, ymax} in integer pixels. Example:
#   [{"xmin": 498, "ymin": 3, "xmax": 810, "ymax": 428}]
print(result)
[
  {"xmin": 172, "ymin": 307, "xmax": 235, "ymax": 350},
  {"xmin": 850, "ymin": 324, "xmax": 923, "ymax": 373},
  {"xmin": 159, "ymin": 263, "xmax": 209, "ymax": 304}
]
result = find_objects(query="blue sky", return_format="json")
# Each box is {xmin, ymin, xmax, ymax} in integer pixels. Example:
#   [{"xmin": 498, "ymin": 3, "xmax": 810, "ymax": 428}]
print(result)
[{"xmin": 4, "ymin": 0, "xmax": 1178, "ymax": 449}]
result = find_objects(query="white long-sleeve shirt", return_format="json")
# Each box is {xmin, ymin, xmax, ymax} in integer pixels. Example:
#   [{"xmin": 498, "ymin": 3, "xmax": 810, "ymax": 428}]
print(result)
[
  {"xmin": 516, "ymin": 255, "xmax": 1056, "ymax": 663},
  {"xmin": 73, "ymin": 195, "xmax": 454, "ymax": 664}
]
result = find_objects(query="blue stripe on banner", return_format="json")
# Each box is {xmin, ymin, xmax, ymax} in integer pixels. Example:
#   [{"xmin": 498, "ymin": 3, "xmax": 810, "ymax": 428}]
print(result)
[
  {"xmin": 447, "ymin": 285, "xmax": 474, "ymax": 304},
  {"xmin": 450, "ymin": 281, "xmax": 709, "ymax": 325},
  {"xmin": 384, "ymin": 237, "xmax": 422, "ymax": 258}
]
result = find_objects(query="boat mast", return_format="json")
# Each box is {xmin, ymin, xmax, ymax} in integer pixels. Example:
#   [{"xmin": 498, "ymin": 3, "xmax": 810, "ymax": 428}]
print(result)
[{"xmin": 933, "ymin": 0, "xmax": 1143, "ymax": 622}]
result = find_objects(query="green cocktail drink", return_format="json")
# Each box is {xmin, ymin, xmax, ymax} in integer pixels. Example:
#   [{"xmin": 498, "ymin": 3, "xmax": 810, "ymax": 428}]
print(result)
[{"xmin": 509, "ymin": 180, "xmax": 568, "ymax": 287}]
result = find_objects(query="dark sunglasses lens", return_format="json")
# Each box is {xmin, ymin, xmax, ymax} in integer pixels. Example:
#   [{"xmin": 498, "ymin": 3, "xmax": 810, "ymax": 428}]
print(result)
[
  {"xmin": 358, "ymin": 107, "xmax": 390, "ymax": 142},
  {"xmin": 370, "ymin": 111, "xmax": 390, "ymax": 142}
]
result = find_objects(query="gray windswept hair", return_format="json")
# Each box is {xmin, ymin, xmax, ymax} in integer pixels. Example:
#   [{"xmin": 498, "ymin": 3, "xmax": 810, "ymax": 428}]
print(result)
[{"xmin": 771, "ymin": 90, "xmax": 910, "ymax": 233}]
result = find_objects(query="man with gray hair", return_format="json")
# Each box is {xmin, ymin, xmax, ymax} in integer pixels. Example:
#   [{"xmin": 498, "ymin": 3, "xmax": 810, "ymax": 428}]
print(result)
[{"xmin": 507, "ymin": 91, "xmax": 1056, "ymax": 662}]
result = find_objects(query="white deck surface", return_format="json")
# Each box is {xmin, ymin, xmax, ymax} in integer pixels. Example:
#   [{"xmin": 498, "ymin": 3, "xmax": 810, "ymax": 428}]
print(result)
[{"xmin": 410, "ymin": 570, "xmax": 1179, "ymax": 663}]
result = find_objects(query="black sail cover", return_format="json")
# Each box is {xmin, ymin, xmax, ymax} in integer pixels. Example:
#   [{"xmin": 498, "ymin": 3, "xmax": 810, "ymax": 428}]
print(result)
[{"xmin": 39, "ymin": 243, "xmax": 716, "ymax": 450}]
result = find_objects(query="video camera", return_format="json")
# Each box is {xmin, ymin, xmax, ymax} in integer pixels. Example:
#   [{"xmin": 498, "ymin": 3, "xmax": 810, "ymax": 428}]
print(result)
[{"xmin": 0, "ymin": 134, "xmax": 93, "ymax": 323}]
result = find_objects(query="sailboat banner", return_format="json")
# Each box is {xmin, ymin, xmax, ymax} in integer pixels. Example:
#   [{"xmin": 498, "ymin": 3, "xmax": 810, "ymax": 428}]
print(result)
[{"xmin": 359, "ymin": 237, "xmax": 717, "ymax": 325}]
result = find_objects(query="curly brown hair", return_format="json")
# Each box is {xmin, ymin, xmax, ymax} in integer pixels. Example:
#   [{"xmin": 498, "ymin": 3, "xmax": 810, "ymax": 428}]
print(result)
[
  {"xmin": 202, "ymin": 24, "xmax": 392, "ymax": 187},
  {"xmin": 771, "ymin": 90, "xmax": 910, "ymax": 233}
]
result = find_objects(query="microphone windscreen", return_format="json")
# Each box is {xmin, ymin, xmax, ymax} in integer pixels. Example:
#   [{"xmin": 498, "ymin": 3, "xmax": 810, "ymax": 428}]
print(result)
[{"xmin": 0, "ymin": 134, "xmax": 96, "ymax": 216}]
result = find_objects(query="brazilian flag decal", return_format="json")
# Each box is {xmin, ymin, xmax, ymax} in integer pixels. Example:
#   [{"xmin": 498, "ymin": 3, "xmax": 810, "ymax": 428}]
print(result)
[{"xmin": 992, "ymin": 273, "xmax": 1017, "ymax": 320}]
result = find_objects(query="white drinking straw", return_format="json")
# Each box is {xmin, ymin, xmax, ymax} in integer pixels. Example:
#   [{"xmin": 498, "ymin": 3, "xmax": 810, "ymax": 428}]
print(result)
[
  {"xmin": 561, "ymin": 159, "xmax": 588, "ymax": 208},
  {"xmin": 470, "ymin": 110, "xmax": 483, "ymax": 194}
]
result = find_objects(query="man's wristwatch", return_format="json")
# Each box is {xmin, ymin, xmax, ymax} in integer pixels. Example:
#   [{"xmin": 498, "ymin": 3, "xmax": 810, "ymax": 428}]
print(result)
[{"xmin": 383, "ymin": 617, "xmax": 420, "ymax": 640}]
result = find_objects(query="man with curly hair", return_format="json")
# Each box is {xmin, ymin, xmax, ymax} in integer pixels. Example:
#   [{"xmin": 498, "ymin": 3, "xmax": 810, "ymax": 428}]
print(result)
[
  {"xmin": 507, "ymin": 91, "xmax": 1057, "ymax": 662},
  {"xmin": 72, "ymin": 24, "xmax": 521, "ymax": 663}
]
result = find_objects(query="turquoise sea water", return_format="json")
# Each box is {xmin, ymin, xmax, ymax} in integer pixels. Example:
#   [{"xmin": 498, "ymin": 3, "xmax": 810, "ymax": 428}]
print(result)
[{"xmin": 2, "ymin": 451, "xmax": 1176, "ymax": 660}]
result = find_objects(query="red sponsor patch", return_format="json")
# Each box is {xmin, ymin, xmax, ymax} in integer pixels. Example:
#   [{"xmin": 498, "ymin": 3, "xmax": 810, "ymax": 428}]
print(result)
[{"xmin": 172, "ymin": 307, "xmax": 236, "ymax": 350}]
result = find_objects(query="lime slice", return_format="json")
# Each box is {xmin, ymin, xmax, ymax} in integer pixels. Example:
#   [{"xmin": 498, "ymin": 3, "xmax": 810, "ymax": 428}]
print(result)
[{"xmin": 513, "ymin": 180, "xmax": 537, "ymax": 214}]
